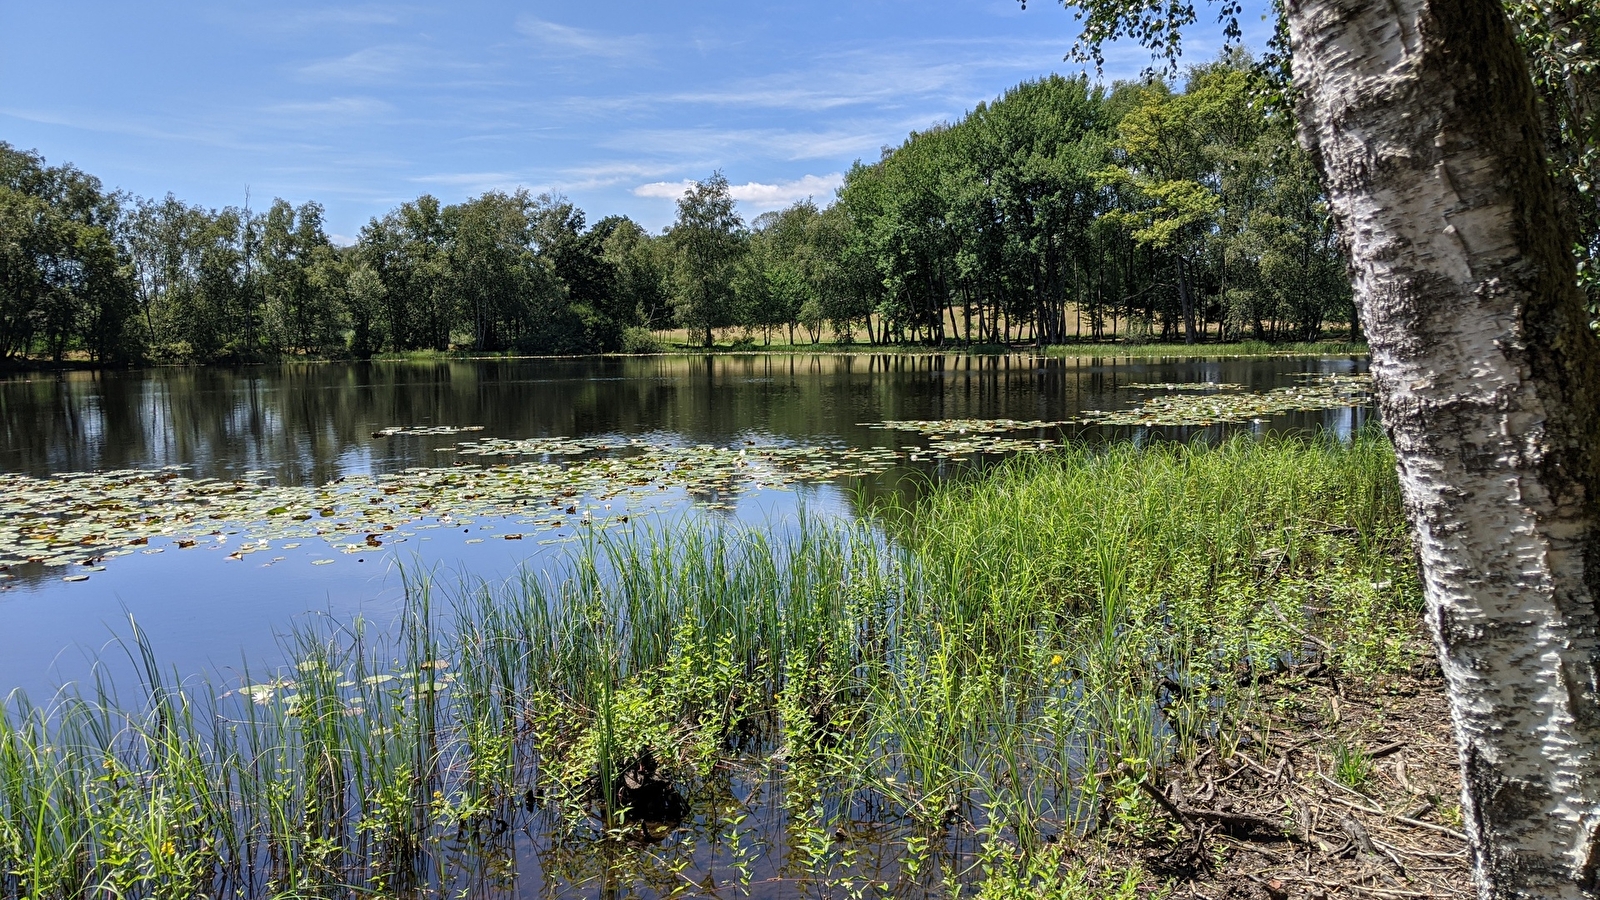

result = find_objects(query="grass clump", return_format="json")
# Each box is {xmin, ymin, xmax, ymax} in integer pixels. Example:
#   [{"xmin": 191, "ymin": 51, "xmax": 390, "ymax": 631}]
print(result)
[
  {"xmin": 0, "ymin": 430, "xmax": 1419, "ymax": 897},
  {"xmin": 1332, "ymin": 741, "xmax": 1376, "ymax": 791}
]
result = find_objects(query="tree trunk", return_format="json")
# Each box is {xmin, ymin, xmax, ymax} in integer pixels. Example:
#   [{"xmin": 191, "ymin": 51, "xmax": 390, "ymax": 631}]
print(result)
[
  {"xmin": 1177, "ymin": 255, "xmax": 1197, "ymax": 344},
  {"xmin": 1286, "ymin": 0, "xmax": 1600, "ymax": 896}
]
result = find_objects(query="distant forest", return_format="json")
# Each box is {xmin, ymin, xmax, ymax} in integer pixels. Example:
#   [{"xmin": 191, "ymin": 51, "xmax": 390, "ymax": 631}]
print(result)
[{"xmin": 2, "ymin": 57, "xmax": 1362, "ymax": 363}]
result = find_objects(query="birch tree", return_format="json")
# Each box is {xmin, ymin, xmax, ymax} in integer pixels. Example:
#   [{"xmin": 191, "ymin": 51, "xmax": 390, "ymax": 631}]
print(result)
[
  {"xmin": 666, "ymin": 173, "xmax": 746, "ymax": 348},
  {"xmin": 1039, "ymin": 0, "xmax": 1600, "ymax": 894}
]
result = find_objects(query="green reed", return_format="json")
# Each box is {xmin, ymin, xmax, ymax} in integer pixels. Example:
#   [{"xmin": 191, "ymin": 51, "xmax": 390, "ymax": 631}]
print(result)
[{"xmin": 0, "ymin": 430, "xmax": 1418, "ymax": 898}]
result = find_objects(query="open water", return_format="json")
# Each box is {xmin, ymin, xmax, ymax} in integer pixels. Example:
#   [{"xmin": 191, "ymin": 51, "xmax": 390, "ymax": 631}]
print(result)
[{"xmin": 0, "ymin": 352, "xmax": 1371, "ymax": 700}]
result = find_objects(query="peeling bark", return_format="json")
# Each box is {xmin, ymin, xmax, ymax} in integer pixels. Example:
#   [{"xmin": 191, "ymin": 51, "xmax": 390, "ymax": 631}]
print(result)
[{"xmin": 1285, "ymin": 0, "xmax": 1600, "ymax": 896}]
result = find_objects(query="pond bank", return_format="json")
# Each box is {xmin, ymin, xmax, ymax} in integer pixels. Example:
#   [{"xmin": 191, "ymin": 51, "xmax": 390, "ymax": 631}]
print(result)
[
  {"xmin": 0, "ymin": 341, "xmax": 1369, "ymax": 373},
  {"xmin": 0, "ymin": 432, "xmax": 1433, "ymax": 898}
]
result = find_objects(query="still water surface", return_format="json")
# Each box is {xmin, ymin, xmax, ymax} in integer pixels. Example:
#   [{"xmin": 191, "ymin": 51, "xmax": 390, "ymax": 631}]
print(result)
[{"xmin": 0, "ymin": 353, "xmax": 1370, "ymax": 698}]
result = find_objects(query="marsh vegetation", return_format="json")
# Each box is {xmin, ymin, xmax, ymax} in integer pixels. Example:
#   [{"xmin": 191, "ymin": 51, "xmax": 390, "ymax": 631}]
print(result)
[{"xmin": 0, "ymin": 431, "xmax": 1421, "ymax": 898}]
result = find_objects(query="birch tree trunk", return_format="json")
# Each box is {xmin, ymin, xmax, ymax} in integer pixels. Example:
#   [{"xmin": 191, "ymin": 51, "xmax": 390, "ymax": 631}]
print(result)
[{"xmin": 1284, "ymin": 0, "xmax": 1600, "ymax": 895}]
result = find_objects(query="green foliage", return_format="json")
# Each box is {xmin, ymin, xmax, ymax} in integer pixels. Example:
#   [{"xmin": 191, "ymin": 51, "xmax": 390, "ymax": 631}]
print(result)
[
  {"xmin": 977, "ymin": 844, "xmax": 1150, "ymax": 900},
  {"xmin": 1041, "ymin": 0, "xmax": 1596, "ymax": 330},
  {"xmin": 0, "ymin": 433, "xmax": 1419, "ymax": 894},
  {"xmin": 833, "ymin": 63, "xmax": 1347, "ymax": 346},
  {"xmin": 665, "ymin": 172, "xmax": 746, "ymax": 347},
  {"xmin": 4, "ymin": 61, "xmax": 1360, "ymax": 364},
  {"xmin": 261, "ymin": 199, "xmax": 342, "ymax": 355},
  {"xmin": 1332, "ymin": 740, "xmax": 1375, "ymax": 791},
  {"xmin": 1506, "ymin": 0, "xmax": 1600, "ymax": 325},
  {"xmin": 0, "ymin": 143, "xmax": 134, "ymax": 362},
  {"xmin": 619, "ymin": 325, "xmax": 665, "ymax": 353}
]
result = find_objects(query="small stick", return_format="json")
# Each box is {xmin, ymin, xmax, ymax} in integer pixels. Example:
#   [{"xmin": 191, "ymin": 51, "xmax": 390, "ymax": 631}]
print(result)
[
  {"xmin": 1317, "ymin": 773, "xmax": 1385, "ymax": 812},
  {"xmin": 1324, "ymin": 793, "xmax": 1386, "ymax": 817},
  {"xmin": 1391, "ymin": 814, "xmax": 1467, "ymax": 842}
]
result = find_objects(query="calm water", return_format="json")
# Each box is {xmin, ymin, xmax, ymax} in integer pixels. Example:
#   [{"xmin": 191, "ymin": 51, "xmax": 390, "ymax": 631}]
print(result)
[{"xmin": 0, "ymin": 353, "xmax": 1371, "ymax": 698}]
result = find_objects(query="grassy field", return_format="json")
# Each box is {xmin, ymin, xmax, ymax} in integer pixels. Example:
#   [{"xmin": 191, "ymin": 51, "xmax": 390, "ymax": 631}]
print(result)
[
  {"xmin": 618, "ymin": 331, "xmax": 1368, "ymax": 358},
  {"xmin": 0, "ymin": 432, "xmax": 1421, "ymax": 898}
]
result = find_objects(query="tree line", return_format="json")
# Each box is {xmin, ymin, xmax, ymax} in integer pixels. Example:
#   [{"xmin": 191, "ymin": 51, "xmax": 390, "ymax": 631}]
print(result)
[
  {"xmin": 657, "ymin": 56, "xmax": 1358, "ymax": 348},
  {"xmin": 1, "ymin": 155, "xmax": 675, "ymax": 363},
  {"xmin": 0, "ymin": 55, "xmax": 1462, "ymax": 362}
]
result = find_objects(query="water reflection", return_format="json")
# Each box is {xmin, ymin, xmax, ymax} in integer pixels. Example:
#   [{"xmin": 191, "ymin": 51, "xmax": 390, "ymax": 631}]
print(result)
[
  {"xmin": 0, "ymin": 353, "xmax": 1371, "ymax": 697},
  {"xmin": 0, "ymin": 353, "xmax": 1368, "ymax": 484}
]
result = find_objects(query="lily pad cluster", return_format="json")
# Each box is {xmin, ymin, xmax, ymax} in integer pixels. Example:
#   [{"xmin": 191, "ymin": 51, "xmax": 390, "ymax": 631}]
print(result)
[
  {"xmin": 452, "ymin": 435, "xmax": 638, "ymax": 457},
  {"xmin": 1079, "ymin": 373, "xmax": 1373, "ymax": 426},
  {"xmin": 864, "ymin": 418, "xmax": 1073, "ymax": 436},
  {"xmin": 1120, "ymin": 382, "xmax": 1244, "ymax": 391},
  {"xmin": 372, "ymin": 425, "xmax": 487, "ymax": 438},
  {"xmin": 1, "ymin": 374, "xmax": 1372, "ymax": 579},
  {"xmin": 0, "ymin": 440, "xmax": 901, "ymax": 574},
  {"xmin": 905, "ymin": 436, "xmax": 1062, "ymax": 458}
]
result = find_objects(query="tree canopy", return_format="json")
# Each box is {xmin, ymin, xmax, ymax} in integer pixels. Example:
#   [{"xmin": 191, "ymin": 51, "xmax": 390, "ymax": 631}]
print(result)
[{"xmin": 0, "ymin": 57, "xmax": 1356, "ymax": 363}]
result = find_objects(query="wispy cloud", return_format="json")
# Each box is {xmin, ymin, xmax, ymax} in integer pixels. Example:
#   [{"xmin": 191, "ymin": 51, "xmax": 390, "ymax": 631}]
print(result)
[
  {"xmin": 0, "ymin": 105, "xmax": 324, "ymax": 156},
  {"xmin": 652, "ymin": 38, "xmax": 1079, "ymax": 112},
  {"xmin": 515, "ymin": 17, "xmax": 652, "ymax": 61},
  {"xmin": 552, "ymin": 161, "xmax": 682, "ymax": 191},
  {"xmin": 297, "ymin": 45, "xmax": 414, "ymax": 82},
  {"xmin": 600, "ymin": 126, "xmax": 890, "ymax": 164},
  {"xmin": 406, "ymin": 171, "xmax": 545, "ymax": 196},
  {"xmin": 402, "ymin": 161, "xmax": 687, "ymax": 198},
  {"xmin": 264, "ymin": 96, "xmax": 395, "ymax": 117},
  {"xmin": 280, "ymin": 6, "xmax": 403, "ymax": 29},
  {"xmin": 634, "ymin": 173, "xmax": 844, "ymax": 212}
]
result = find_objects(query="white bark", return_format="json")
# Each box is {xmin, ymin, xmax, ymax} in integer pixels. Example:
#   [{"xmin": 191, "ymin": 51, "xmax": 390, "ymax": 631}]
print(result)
[{"xmin": 1285, "ymin": 0, "xmax": 1600, "ymax": 896}]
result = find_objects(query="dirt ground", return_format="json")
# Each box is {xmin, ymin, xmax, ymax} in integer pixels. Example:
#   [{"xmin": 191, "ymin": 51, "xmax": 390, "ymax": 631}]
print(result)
[{"xmin": 1127, "ymin": 654, "xmax": 1470, "ymax": 900}]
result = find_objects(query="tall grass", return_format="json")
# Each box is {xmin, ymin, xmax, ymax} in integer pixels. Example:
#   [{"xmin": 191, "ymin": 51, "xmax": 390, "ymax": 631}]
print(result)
[{"xmin": 0, "ymin": 431, "xmax": 1418, "ymax": 897}]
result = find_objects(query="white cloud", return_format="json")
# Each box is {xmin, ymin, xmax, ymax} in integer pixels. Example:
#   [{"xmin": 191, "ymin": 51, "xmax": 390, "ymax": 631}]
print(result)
[
  {"xmin": 515, "ymin": 17, "xmax": 651, "ymax": 60},
  {"xmin": 634, "ymin": 174, "xmax": 844, "ymax": 212},
  {"xmin": 730, "ymin": 174, "xmax": 844, "ymax": 209},
  {"xmin": 632, "ymin": 180, "xmax": 695, "ymax": 200}
]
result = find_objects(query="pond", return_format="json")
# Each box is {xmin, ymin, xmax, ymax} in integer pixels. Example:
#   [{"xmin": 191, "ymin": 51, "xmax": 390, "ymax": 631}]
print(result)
[
  {"xmin": 0, "ymin": 352, "xmax": 1371, "ymax": 700},
  {"xmin": 0, "ymin": 352, "xmax": 1383, "ymax": 899}
]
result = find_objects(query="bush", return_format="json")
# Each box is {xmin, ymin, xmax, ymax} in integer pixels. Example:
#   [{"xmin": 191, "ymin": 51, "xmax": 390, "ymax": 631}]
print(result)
[{"xmin": 620, "ymin": 326, "xmax": 665, "ymax": 354}]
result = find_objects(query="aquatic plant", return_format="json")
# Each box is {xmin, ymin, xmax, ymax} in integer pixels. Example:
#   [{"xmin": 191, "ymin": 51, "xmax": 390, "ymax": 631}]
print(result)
[{"xmin": 0, "ymin": 431, "xmax": 1418, "ymax": 897}]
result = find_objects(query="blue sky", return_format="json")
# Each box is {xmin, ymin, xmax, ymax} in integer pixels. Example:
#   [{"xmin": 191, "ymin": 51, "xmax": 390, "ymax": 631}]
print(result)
[{"xmin": 1, "ymin": 1, "xmax": 1273, "ymax": 241}]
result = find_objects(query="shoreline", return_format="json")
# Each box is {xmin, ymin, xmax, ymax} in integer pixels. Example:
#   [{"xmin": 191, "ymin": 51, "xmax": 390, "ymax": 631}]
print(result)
[{"xmin": 0, "ymin": 340, "xmax": 1370, "ymax": 374}]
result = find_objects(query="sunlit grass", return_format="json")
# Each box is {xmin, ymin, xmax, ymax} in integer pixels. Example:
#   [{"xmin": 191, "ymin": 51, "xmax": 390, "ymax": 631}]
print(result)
[
  {"xmin": 0, "ymin": 430, "xmax": 1417, "ymax": 897},
  {"xmin": 1042, "ymin": 340, "xmax": 1367, "ymax": 359}
]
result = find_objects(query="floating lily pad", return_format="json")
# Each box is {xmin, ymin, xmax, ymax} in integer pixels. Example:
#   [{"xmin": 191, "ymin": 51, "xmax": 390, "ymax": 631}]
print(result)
[
  {"xmin": 863, "ymin": 418, "xmax": 1072, "ymax": 436},
  {"xmin": 1121, "ymin": 382, "xmax": 1244, "ymax": 391},
  {"xmin": 0, "ymin": 378, "xmax": 1368, "ymax": 577},
  {"xmin": 372, "ymin": 425, "xmax": 487, "ymax": 438},
  {"xmin": 1080, "ymin": 373, "xmax": 1372, "ymax": 426}
]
